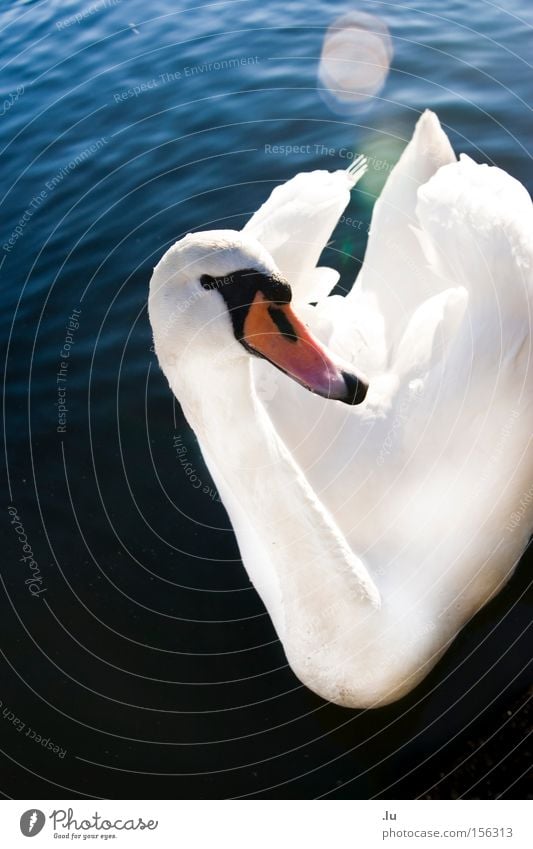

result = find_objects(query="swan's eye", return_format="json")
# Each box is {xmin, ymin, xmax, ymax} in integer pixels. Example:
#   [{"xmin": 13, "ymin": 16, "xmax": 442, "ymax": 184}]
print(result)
[
  {"xmin": 199, "ymin": 267, "xmax": 293, "ymax": 342},
  {"xmin": 200, "ymin": 269, "xmax": 291, "ymax": 303}
]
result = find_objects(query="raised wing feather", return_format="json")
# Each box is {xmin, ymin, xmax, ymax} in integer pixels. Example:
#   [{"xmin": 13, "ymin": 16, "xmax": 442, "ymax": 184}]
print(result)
[
  {"xmin": 350, "ymin": 110, "xmax": 456, "ymax": 363},
  {"xmin": 244, "ymin": 158, "xmax": 367, "ymax": 303}
]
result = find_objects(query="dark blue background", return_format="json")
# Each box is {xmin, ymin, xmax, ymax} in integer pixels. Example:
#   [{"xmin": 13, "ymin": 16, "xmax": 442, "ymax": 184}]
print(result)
[{"xmin": 1, "ymin": 0, "xmax": 531, "ymax": 798}]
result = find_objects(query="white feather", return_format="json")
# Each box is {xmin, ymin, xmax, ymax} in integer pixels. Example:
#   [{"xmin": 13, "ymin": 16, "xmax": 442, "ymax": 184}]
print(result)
[{"xmin": 243, "ymin": 157, "xmax": 367, "ymax": 303}]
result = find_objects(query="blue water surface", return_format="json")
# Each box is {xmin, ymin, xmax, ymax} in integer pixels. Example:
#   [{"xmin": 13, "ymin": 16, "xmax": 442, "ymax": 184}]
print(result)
[{"xmin": 1, "ymin": 0, "xmax": 532, "ymax": 799}]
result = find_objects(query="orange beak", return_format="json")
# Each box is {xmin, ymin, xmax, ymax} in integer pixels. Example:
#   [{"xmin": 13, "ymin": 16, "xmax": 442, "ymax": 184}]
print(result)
[{"xmin": 241, "ymin": 292, "xmax": 368, "ymax": 405}]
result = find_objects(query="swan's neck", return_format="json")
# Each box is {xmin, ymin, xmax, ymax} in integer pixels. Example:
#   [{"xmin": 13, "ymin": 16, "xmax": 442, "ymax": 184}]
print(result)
[{"xmin": 177, "ymin": 358, "xmax": 380, "ymax": 642}]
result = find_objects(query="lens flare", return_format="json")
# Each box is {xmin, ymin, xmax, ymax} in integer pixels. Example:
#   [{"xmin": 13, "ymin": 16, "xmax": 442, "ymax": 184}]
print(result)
[{"xmin": 318, "ymin": 12, "xmax": 393, "ymax": 112}]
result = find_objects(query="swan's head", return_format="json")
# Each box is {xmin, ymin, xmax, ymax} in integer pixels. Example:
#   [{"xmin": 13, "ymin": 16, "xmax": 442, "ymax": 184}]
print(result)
[{"xmin": 149, "ymin": 230, "xmax": 368, "ymax": 404}]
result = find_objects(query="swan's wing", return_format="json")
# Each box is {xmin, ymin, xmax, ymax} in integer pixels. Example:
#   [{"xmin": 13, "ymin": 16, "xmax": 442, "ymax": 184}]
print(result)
[
  {"xmin": 243, "ymin": 158, "xmax": 367, "ymax": 303},
  {"xmin": 260, "ymin": 121, "xmax": 533, "ymax": 675},
  {"xmin": 268, "ymin": 133, "xmax": 533, "ymax": 545},
  {"xmin": 409, "ymin": 151, "xmax": 533, "ymax": 465},
  {"xmin": 347, "ymin": 110, "xmax": 456, "ymax": 365},
  {"xmin": 296, "ymin": 111, "xmax": 458, "ymax": 380},
  {"xmin": 385, "ymin": 150, "xmax": 533, "ymax": 628}
]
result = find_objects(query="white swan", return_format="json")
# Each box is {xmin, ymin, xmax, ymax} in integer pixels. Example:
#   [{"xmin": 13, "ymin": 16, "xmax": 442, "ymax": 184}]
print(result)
[{"xmin": 148, "ymin": 111, "xmax": 533, "ymax": 708}]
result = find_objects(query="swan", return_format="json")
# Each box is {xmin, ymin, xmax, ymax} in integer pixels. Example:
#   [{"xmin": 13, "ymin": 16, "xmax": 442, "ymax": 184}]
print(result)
[{"xmin": 148, "ymin": 111, "xmax": 533, "ymax": 708}]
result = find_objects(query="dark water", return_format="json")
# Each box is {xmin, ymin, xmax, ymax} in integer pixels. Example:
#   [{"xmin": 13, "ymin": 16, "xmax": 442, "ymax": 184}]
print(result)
[{"xmin": 1, "ymin": 0, "xmax": 532, "ymax": 799}]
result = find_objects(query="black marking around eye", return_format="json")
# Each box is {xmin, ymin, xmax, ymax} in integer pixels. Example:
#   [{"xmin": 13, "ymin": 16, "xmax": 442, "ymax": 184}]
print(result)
[
  {"xmin": 268, "ymin": 306, "xmax": 298, "ymax": 342},
  {"xmin": 262, "ymin": 275, "xmax": 292, "ymax": 305},
  {"xmin": 200, "ymin": 273, "xmax": 236, "ymax": 291},
  {"xmin": 201, "ymin": 268, "xmax": 293, "ymax": 340}
]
